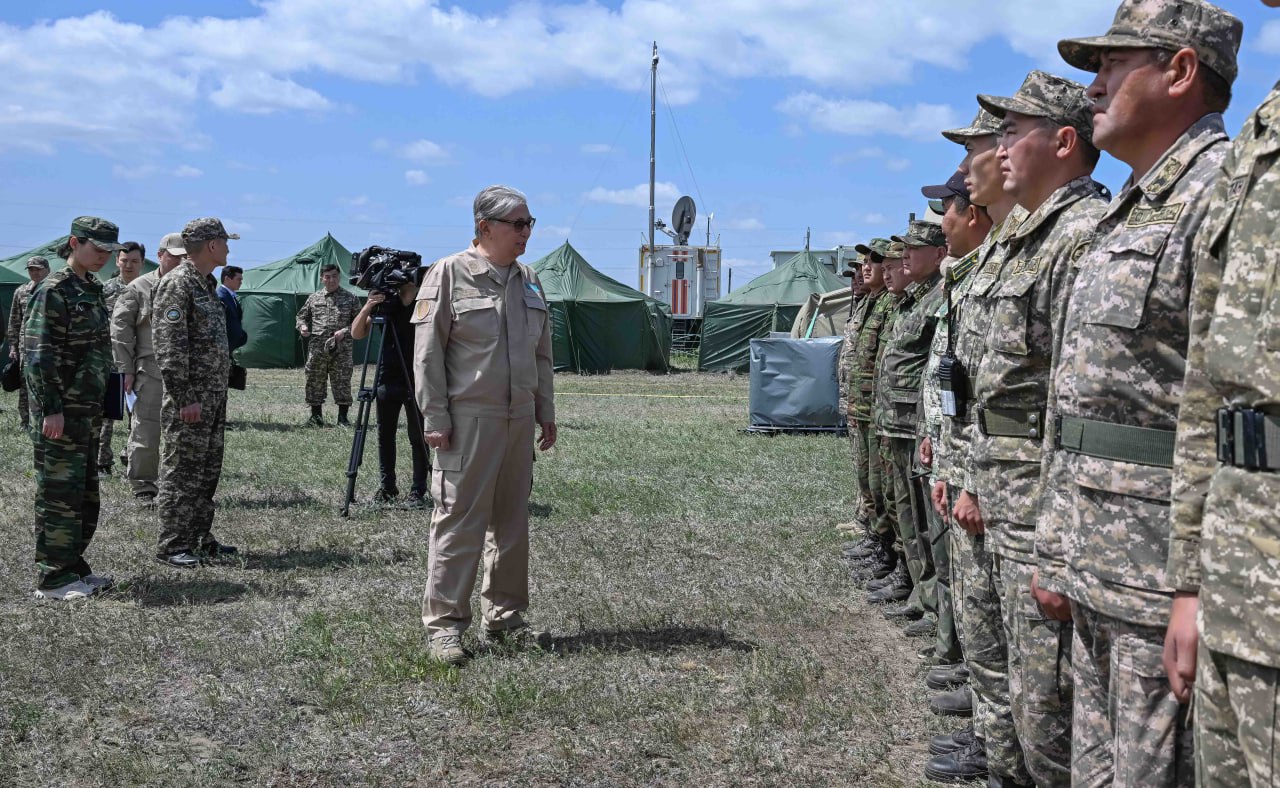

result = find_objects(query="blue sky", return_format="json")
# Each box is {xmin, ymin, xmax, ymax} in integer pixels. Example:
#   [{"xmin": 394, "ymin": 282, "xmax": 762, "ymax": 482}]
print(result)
[{"xmin": 2, "ymin": 1, "xmax": 1279, "ymax": 289}]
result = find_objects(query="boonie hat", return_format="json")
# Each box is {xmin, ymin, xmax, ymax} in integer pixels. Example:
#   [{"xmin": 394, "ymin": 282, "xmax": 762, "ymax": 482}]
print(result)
[
  {"xmin": 978, "ymin": 70, "xmax": 1094, "ymax": 145},
  {"xmin": 1058, "ymin": 0, "xmax": 1241, "ymax": 85}
]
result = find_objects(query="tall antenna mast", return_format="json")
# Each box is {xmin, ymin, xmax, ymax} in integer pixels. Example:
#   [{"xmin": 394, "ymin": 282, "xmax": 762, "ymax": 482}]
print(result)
[{"xmin": 649, "ymin": 42, "xmax": 658, "ymax": 265}]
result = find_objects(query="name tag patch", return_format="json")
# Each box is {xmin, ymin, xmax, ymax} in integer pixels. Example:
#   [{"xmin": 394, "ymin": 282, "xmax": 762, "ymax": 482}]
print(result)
[
  {"xmin": 1125, "ymin": 202, "xmax": 1184, "ymax": 228},
  {"xmin": 1227, "ymin": 175, "xmax": 1248, "ymax": 202}
]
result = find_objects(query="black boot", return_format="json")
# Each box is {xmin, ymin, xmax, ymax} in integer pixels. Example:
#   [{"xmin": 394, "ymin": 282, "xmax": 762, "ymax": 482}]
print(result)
[
  {"xmin": 929, "ymin": 723, "xmax": 976, "ymax": 756},
  {"xmin": 924, "ymin": 737, "xmax": 988, "ymax": 783},
  {"xmin": 926, "ymin": 662, "xmax": 970, "ymax": 691},
  {"xmin": 308, "ymin": 405, "xmax": 324, "ymax": 427},
  {"xmin": 337, "ymin": 405, "xmax": 351, "ymax": 426},
  {"xmin": 929, "ymin": 685, "xmax": 974, "ymax": 717}
]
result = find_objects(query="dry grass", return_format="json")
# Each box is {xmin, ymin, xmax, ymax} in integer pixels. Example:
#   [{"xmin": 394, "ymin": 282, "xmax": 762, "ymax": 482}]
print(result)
[{"xmin": 0, "ymin": 365, "xmax": 954, "ymax": 786}]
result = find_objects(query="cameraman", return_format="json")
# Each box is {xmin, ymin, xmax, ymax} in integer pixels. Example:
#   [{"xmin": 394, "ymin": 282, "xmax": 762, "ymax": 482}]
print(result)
[{"xmin": 351, "ymin": 281, "xmax": 430, "ymax": 508}]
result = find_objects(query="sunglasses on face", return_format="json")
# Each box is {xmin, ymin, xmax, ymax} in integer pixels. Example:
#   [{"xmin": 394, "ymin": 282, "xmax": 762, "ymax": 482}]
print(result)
[{"xmin": 490, "ymin": 217, "xmax": 537, "ymax": 232}]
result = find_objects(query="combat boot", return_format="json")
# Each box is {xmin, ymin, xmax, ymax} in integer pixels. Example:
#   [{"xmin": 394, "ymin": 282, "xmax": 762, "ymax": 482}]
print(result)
[
  {"xmin": 929, "ymin": 685, "xmax": 973, "ymax": 717},
  {"xmin": 929, "ymin": 723, "xmax": 976, "ymax": 756},
  {"xmin": 883, "ymin": 603, "xmax": 923, "ymax": 621},
  {"xmin": 926, "ymin": 663, "xmax": 970, "ymax": 691},
  {"xmin": 841, "ymin": 533, "xmax": 878, "ymax": 559},
  {"xmin": 866, "ymin": 562, "xmax": 906, "ymax": 591},
  {"xmin": 307, "ymin": 405, "xmax": 324, "ymax": 427},
  {"xmin": 904, "ymin": 616, "xmax": 937, "ymax": 638},
  {"xmin": 337, "ymin": 405, "xmax": 351, "ymax": 426},
  {"xmin": 866, "ymin": 570, "xmax": 910, "ymax": 604},
  {"xmin": 924, "ymin": 736, "xmax": 988, "ymax": 783}
]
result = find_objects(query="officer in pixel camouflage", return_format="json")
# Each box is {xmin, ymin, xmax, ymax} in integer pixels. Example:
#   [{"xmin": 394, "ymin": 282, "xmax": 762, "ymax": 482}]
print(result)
[
  {"xmin": 153, "ymin": 218, "xmax": 235, "ymax": 568},
  {"xmin": 836, "ymin": 252, "xmax": 871, "ymax": 537},
  {"xmin": 1034, "ymin": 1, "xmax": 1242, "ymax": 783},
  {"xmin": 297, "ymin": 262, "xmax": 360, "ymax": 427},
  {"xmin": 96, "ymin": 240, "xmax": 145, "ymax": 477},
  {"xmin": 1167, "ymin": 4, "xmax": 1280, "ymax": 782},
  {"xmin": 8, "ymin": 255, "xmax": 50, "ymax": 432},
  {"xmin": 25, "ymin": 217, "xmax": 123, "ymax": 600}
]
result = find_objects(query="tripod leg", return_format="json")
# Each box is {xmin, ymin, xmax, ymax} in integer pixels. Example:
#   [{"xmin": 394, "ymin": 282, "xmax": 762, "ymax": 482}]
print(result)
[{"xmin": 341, "ymin": 320, "xmax": 385, "ymax": 517}]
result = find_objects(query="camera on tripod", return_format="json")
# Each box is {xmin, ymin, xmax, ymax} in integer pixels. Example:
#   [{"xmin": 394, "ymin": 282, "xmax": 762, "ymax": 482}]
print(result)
[{"xmin": 350, "ymin": 246, "xmax": 426, "ymax": 297}]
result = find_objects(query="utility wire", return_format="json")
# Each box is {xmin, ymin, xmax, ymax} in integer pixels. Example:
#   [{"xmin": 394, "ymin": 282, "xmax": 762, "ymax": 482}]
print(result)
[{"xmin": 657, "ymin": 73, "xmax": 709, "ymax": 219}]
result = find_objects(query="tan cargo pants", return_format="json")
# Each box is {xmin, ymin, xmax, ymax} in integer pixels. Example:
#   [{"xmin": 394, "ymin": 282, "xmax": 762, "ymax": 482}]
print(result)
[
  {"xmin": 127, "ymin": 370, "xmax": 162, "ymax": 497},
  {"xmin": 423, "ymin": 414, "xmax": 535, "ymax": 638}
]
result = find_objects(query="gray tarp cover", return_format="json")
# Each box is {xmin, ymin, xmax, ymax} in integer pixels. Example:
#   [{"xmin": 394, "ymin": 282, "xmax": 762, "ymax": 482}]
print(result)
[{"xmin": 748, "ymin": 336, "xmax": 844, "ymax": 429}]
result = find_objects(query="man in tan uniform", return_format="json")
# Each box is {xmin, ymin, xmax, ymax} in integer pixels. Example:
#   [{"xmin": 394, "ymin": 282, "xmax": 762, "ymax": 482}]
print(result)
[
  {"xmin": 414, "ymin": 185, "xmax": 556, "ymax": 666},
  {"xmin": 112, "ymin": 233, "xmax": 185, "ymax": 502}
]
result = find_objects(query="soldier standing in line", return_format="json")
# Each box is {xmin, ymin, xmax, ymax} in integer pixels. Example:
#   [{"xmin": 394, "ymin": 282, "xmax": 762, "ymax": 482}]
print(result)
[
  {"xmin": 844, "ymin": 241, "xmax": 895, "ymax": 579},
  {"xmin": 878, "ymin": 219, "xmax": 947, "ymax": 642},
  {"xmin": 1032, "ymin": 1, "xmax": 1243, "ymax": 784},
  {"xmin": 835, "ymin": 256, "xmax": 871, "ymax": 538},
  {"xmin": 414, "ymin": 185, "xmax": 556, "ymax": 666},
  {"xmin": 917, "ymin": 169, "xmax": 996, "ymax": 784},
  {"xmin": 113, "ymin": 233, "xmax": 185, "ymax": 504},
  {"xmin": 153, "ymin": 219, "xmax": 234, "ymax": 568},
  {"xmin": 961, "ymin": 71, "xmax": 1110, "ymax": 787},
  {"xmin": 934, "ymin": 107, "xmax": 1032, "ymax": 788},
  {"xmin": 1166, "ymin": 4, "xmax": 1280, "ymax": 782},
  {"xmin": 8, "ymin": 255, "xmax": 51, "ymax": 432},
  {"xmin": 25, "ymin": 217, "xmax": 123, "ymax": 600},
  {"xmin": 297, "ymin": 263, "xmax": 360, "ymax": 427},
  {"xmin": 97, "ymin": 240, "xmax": 145, "ymax": 476}
]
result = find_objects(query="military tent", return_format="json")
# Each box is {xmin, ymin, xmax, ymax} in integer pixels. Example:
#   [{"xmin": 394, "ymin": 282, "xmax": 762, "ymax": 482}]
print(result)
[
  {"xmin": 530, "ymin": 241, "xmax": 672, "ymax": 373},
  {"xmin": 0, "ymin": 237, "xmax": 158, "ymax": 355},
  {"xmin": 790, "ymin": 286, "xmax": 858, "ymax": 339},
  {"xmin": 698, "ymin": 250, "xmax": 847, "ymax": 372},
  {"xmin": 237, "ymin": 234, "xmax": 374, "ymax": 369}
]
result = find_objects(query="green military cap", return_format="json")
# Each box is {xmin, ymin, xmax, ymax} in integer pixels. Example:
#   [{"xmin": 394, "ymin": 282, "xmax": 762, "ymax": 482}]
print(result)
[
  {"xmin": 892, "ymin": 219, "xmax": 947, "ymax": 248},
  {"xmin": 941, "ymin": 108, "xmax": 1003, "ymax": 145},
  {"xmin": 882, "ymin": 240, "xmax": 905, "ymax": 259},
  {"xmin": 978, "ymin": 70, "xmax": 1094, "ymax": 145},
  {"xmin": 182, "ymin": 217, "xmax": 241, "ymax": 245},
  {"xmin": 25, "ymin": 255, "xmax": 49, "ymax": 270},
  {"xmin": 1059, "ymin": 0, "xmax": 1241, "ymax": 86},
  {"xmin": 853, "ymin": 237, "xmax": 892, "ymax": 263},
  {"xmin": 69, "ymin": 216, "xmax": 125, "ymax": 252}
]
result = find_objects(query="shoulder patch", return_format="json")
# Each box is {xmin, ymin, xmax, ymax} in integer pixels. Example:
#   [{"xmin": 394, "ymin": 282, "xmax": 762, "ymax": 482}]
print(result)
[
  {"xmin": 1146, "ymin": 157, "xmax": 1185, "ymax": 194},
  {"xmin": 164, "ymin": 306, "xmax": 183, "ymax": 323},
  {"xmin": 1126, "ymin": 202, "xmax": 1185, "ymax": 228},
  {"xmin": 1070, "ymin": 239, "xmax": 1092, "ymax": 263},
  {"xmin": 413, "ymin": 300, "xmax": 433, "ymax": 322}
]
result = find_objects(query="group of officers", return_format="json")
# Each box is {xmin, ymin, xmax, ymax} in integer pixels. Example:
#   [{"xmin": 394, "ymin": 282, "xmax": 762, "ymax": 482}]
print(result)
[{"xmin": 835, "ymin": 1, "xmax": 1279, "ymax": 785}]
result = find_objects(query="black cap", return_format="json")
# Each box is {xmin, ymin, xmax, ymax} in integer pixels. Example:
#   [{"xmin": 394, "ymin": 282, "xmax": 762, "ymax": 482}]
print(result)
[{"xmin": 921, "ymin": 170, "xmax": 970, "ymax": 203}]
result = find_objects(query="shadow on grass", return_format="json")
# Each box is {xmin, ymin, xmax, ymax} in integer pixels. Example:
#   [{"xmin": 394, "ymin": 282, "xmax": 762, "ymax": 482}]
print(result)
[
  {"xmin": 241, "ymin": 546, "xmax": 415, "ymax": 572},
  {"xmin": 220, "ymin": 492, "xmax": 316, "ymax": 510},
  {"xmin": 122, "ymin": 576, "xmax": 307, "ymax": 606},
  {"xmin": 529, "ymin": 502, "xmax": 554, "ymax": 518},
  {"xmin": 551, "ymin": 626, "xmax": 757, "ymax": 656},
  {"xmin": 225, "ymin": 420, "xmax": 308, "ymax": 433}
]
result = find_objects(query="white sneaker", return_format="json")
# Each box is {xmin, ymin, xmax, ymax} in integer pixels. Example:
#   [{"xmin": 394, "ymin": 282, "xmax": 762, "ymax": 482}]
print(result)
[
  {"xmin": 34, "ymin": 580, "xmax": 98, "ymax": 600},
  {"xmin": 82, "ymin": 574, "xmax": 115, "ymax": 592}
]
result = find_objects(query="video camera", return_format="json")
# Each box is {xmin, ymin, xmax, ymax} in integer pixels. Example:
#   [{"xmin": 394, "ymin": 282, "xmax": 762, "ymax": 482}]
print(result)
[{"xmin": 350, "ymin": 246, "xmax": 425, "ymax": 296}]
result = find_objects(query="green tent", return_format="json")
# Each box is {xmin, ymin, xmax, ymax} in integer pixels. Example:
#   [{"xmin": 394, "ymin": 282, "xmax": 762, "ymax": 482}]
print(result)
[
  {"xmin": 237, "ymin": 234, "xmax": 374, "ymax": 369},
  {"xmin": 530, "ymin": 241, "xmax": 672, "ymax": 373},
  {"xmin": 0, "ymin": 237, "xmax": 158, "ymax": 355},
  {"xmin": 697, "ymin": 250, "xmax": 848, "ymax": 372}
]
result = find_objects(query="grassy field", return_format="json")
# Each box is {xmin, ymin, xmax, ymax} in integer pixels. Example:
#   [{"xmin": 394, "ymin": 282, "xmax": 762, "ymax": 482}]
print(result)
[{"xmin": 0, "ymin": 366, "xmax": 955, "ymax": 787}]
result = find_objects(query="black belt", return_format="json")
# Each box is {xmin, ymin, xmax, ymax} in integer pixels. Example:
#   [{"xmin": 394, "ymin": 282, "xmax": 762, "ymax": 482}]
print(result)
[
  {"xmin": 1055, "ymin": 415, "xmax": 1175, "ymax": 468},
  {"xmin": 1217, "ymin": 408, "xmax": 1280, "ymax": 471},
  {"xmin": 977, "ymin": 406, "xmax": 1045, "ymax": 439}
]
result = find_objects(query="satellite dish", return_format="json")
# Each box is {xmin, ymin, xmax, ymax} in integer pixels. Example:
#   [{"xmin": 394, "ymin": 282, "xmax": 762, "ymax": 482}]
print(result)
[{"xmin": 672, "ymin": 196, "xmax": 696, "ymax": 245}]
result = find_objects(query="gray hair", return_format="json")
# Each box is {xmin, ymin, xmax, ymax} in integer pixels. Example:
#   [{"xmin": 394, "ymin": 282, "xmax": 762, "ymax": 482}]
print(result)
[{"xmin": 473, "ymin": 185, "xmax": 528, "ymax": 237}]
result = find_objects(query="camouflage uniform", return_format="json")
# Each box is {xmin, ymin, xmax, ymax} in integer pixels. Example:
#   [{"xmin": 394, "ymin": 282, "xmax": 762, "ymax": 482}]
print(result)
[
  {"xmin": 24, "ymin": 223, "xmax": 119, "ymax": 591},
  {"xmin": 945, "ymin": 208, "xmax": 1030, "ymax": 784},
  {"xmin": 96, "ymin": 274, "xmax": 127, "ymax": 470},
  {"xmin": 850, "ymin": 241, "xmax": 897, "ymax": 544},
  {"xmin": 1039, "ymin": 112, "xmax": 1229, "ymax": 787},
  {"xmin": 1168, "ymin": 82, "xmax": 1280, "ymax": 788},
  {"xmin": 841, "ymin": 286, "xmax": 880, "ymax": 530},
  {"xmin": 922, "ymin": 248, "xmax": 979, "ymax": 665},
  {"xmin": 873, "ymin": 289, "xmax": 904, "ymax": 562},
  {"xmin": 112, "ymin": 269, "xmax": 164, "ymax": 498},
  {"xmin": 875, "ymin": 245, "xmax": 943, "ymax": 615},
  {"xmin": 8, "ymin": 279, "xmax": 38, "ymax": 428},
  {"xmin": 154, "ymin": 233, "xmax": 231, "ymax": 557},
  {"xmin": 297, "ymin": 287, "xmax": 360, "ymax": 406},
  {"xmin": 965, "ymin": 72, "xmax": 1109, "ymax": 787}
]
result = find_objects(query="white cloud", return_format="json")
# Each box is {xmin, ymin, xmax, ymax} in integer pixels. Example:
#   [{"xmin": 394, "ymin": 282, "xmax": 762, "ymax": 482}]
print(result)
[
  {"xmin": 861, "ymin": 212, "xmax": 889, "ymax": 225},
  {"xmin": 405, "ymin": 170, "xmax": 430, "ymax": 186},
  {"xmin": 581, "ymin": 143, "xmax": 613, "ymax": 154},
  {"xmin": 834, "ymin": 147, "xmax": 913, "ymax": 171},
  {"xmin": 0, "ymin": 1, "xmax": 1119, "ymax": 153},
  {"xmin": 1259, "ymin": 20, "xmax": 1280, "ymax": 55},
  {"xmin": 724, "ymin": 218, "xmax": 765, "ymax": 231},
  {"xmin": 400, "ymin": 139, "xmax": 449, "ymax": 164},
  {"xmin": 112, "ymin": 164, "xmax": 158, "ymax": 180},
  {"xmin": 541, "ymin": 224, "xmax": 573, "ymax": 238},
  {"xmin": 341, "ymin": 195, "xmax": 370, "ymax": 207},
  {"xmin": 173, "ymin": 165, "xmax": 203, "ymax": 178},
  {"xmin": 886, "ymin": 158, "xmax": 912, "ymax": 172},
  {"xmin": 778, "ymin": 93, "xmax": 962, "ymax": 141},
  {"xmin": 586, "ymin": 181, "xmax": 680, "ymax": 207}
]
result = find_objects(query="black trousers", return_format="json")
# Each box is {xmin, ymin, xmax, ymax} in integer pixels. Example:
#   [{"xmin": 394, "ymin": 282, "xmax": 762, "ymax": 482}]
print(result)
[{"xmin": 376, "ymin": 383, "xmax": 430, "ymax": 496}]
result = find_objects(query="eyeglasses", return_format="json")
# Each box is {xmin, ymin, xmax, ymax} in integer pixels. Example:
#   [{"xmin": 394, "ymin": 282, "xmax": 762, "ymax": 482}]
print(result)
[{"xmin": 490, "ymin": 217, "xmax": 537, "ymax": 232}]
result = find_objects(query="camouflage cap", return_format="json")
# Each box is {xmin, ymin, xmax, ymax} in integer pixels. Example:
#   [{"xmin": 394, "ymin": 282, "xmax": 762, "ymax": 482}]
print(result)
[
  {"xmin": 892, "ymin": 219, "xmax": 947, "ymax": 248},
  {"xmin": 70, "ymin": 216, "xmax": 125, "ymax": 252},
  {"xmin": 977, "ymin": 70, "xmax": 1094, "ymax": 145},
  {"xmin": 1059, "ymin": 0, "xmax": 1241, "ymax": 86},
  {"xmin": 158, "ymin": 232, "xmax": 187, "ymax": 256},
  {"xmin": 941, "ymin": 108, "xmax": 1003, "ymax": 145},
  {"xmin": 853, "ymin": 237, "xmax": 892, "ymax": 262},
  {"xmin": 882, "ymin": 240, "xmax": 905, "ymax": 259},
  {"xmin": 182, "ymin": 217, "xmax": 241, "ymax": 245},
  {"xmin": 25, "ymin": 255, "xmax": 49, "ymax": 270}
]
